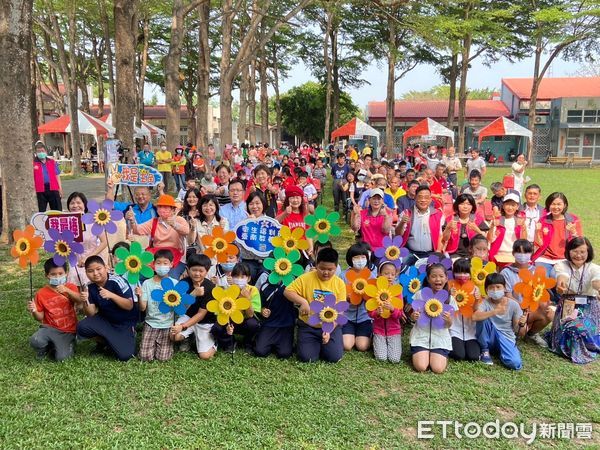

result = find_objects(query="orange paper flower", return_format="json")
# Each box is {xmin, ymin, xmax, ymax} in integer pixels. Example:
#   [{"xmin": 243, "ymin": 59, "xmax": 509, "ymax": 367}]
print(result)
[
  {"xmin": 448, "ymin": 280, "xmax": 476, "ymax": 318},
  {"xmin": 514, "ymin": 266, "xmax": 556, "ymax": 312},
  {"xmin": 11, "ymin": 225, "xmax": 43, "ymax": 269},
  {"xmin": 345, "ymin": 268, "xmax": 373, "ymax": 305},
  {"xmin": 201, "ymin": 226, "xmax": 238, "ymax": 263}
]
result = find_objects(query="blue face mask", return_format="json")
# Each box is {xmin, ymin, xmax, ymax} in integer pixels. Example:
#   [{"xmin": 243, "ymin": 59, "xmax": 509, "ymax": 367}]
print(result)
[
  {"xmin": 155, "ymin": 265, "xmax": 171, "ymax": 276},
  {"xmin": 221, "ymin": 262, "xmax": 236, "ymax": 272},
  {"xmin": 37, "ymin": 152, "xmax": 47, "ymax": 160},
  {"xmin": 49, "ymin": 275, "xmax": 67, "ymax": 286},
  {"xmin": 488, "ymin": 290, "xmax": 504, "ymax": 301}
]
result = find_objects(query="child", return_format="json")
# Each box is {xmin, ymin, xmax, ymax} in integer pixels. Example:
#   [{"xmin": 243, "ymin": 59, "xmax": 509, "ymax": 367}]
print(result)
[
  {"xmin": 209, "ymin": 251, "xmax": 239, "ymax": 288},
  {"xmin": 472, "ymin": 273, "xmax": 527, "ymax": 369},
  {"xmin": 469, "ymin": 234, "xmax": 490, "ymax": 263},
  {"xmin": 138, "ymin": 249, "xmax": 177, "ymax": 362},
  {"xmin": 489, "ymin": 182, "xmax": 506, "ymax": 212},
  {"xmin": 28, "ymin": 258, "xmax": 81, "ymax": 361},
  {"xmin": 77, "ymin": 256, "xmax": 138, "ymax": 361},
  {"xmin": 488, "ymin": 193, "xmax": 527, "ymax": 265},
  {"xmin": 170, "ymin": 254, "xmax": 217, "ymax": 359},
  {"xmin": 410, "ymin": 263, "xmax": 457, "ymax": 373},
  {"xmin": 342, "ymin": 244, "xmax": 375, "ymax": 352},
  {"xmin": 449, "ymin": 258, "xmax": 481, "ymax": 362},
  {"xmin": 284, "ymin": 248, "xmax": 347, "ymax": 363},
  {"xmin": 500, "ymin": 239, "xmax": 551, "ymax": 348},
  {"xmin": 369, "ymin": 261, "xmax": 404, "ymax": 363},
  {"xmin": 213, "ymin": 263, "xmax": 261, "ymax": 352},
  {"xmin": 298, "ymin": 171, "xmax": 318, "ymax": 207},
  {"xmin": 305, "ymin": 240, "xmax": 343, "ymax": 277}
]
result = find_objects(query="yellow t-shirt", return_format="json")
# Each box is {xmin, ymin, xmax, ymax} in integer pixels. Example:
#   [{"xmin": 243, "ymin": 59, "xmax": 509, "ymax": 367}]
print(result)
[
  {"xmin": 287, "ymin": 270, "xmax": 347, "ymax": 326},
  {"xmin": 385, "ymin": 187, "xmax": 406, "ymax": 202},
  {"xmin": 349, "ymin": 149, "xmax": 359, "ymax": 161},
  {"xmin": 362, "ymin": 145, "xmax": 372, "ymax": 156},
  {"xmin": 155, "ymin": 150, "xmax": 173, "ymax": 172}
]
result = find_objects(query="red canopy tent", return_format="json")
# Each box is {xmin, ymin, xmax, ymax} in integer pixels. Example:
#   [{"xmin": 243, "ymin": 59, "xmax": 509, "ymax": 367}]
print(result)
[
  {"xmin": 38, "ymin": 110, "xmax": 115, "ymax": 140},
  {"xmin": 477, "ymin": 116, "xmax": 532, "ymax": 146},
  {"xmin": 331, "ymin": 117, "xmax": 380, "ymax": 140},
  {"xmin": 402, "ymin": 118, "xmax": 454, "ymax": 144}
]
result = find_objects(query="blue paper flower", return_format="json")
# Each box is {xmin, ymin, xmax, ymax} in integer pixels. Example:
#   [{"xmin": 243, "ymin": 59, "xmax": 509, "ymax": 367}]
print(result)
[
  {"xmin": 151, "ymin": 278, "xmax": 194, "ymax": 315},
  {"xmin": 399, "ymin": 266, "xmax": 426, "ymax": 304}
]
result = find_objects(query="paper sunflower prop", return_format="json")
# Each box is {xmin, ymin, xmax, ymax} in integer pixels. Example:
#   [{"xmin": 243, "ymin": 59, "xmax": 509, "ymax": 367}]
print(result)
[
  {"xmin": 412, "ymin": 287, "xmax": 453, "ymax": 329},
  {"xmin": 364, "ymin": 276, "xmax": 404, "ymax": 318},
  {"xmin": 418, "ymin": 254, "xmax": 453, "ymax": 279},
  {"xmin": 470, "ymin": 257, "xmax": 496, "ymax": 296},
  {"xmin": 346, "ymin": 268, "xmax": 373, "ymax": 305},
  {"xmin": 201, "ymin": 226, "xmax": 239, "ymax": 263},
  {"xmin": 114, "ymin": 241, "xmax": 154, "ymax": 284},
  {"xmin": 82, "ymin": 199, "xmax": 123, "ymax": 236},
  {"xmin": 373, "ymin": 236, "xmax": 408, "ymax": 268},
  {"xmin": 150, "ymin": 278, "xmax": 194, "ymax": 315},
  {"xmin": 448, "ymin": 280, "xmax": 476, "ymax": 318},
  {"xmin": 514, "ymin": 266, "xmax": 557, "ymax": 312},
  {"xmin": 263, "ymin": 248, "xmax": 304, "ymax": 285},
  {"xmin": 305, "ymin": 206, "xmax": 341, "ymax": 243},
  {"xmin": 11, "ymin": 225, "xmax": 43, "ymax": 269},
  {"xmin": 43, "ymin": 228, "xmax": 84, "ymax": 267},
  {"xmin": 399, "ymin": 266, "xmax": 426, "ymax": 304},
  {"xmin": 271, "ymin": 226, "xmax": 309, "ymax": 254},
  {"xmin": 207, "ymin": 285, "xmax": 251, "ymax": 325},
  {"xmin": 307, "ymin": 294, "xmax": 349, "ymax": 333}
]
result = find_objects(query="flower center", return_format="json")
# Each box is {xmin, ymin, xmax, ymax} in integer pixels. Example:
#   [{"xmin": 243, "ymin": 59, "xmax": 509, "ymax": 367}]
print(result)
[
  {"xmin": 16, "ymin": 239, "xmax": 30, "ymax": 255},
  {"xmin": 477, "ymin": 272, "xmax": 485, "ymax": 281},
  {"xmin": 95, "ymin": 209, "xmax": 110, "ymax": 225},
  {"xmin": 386, "ymin": 247, "xmax": 399, "ymax": 259},
  {"xmin": 214, "ymin": 238, "xmax": 227, "ymax": 252},
  {"xmin": 533, "ymin": 285, "xmax": 543, "ymax": 301},
  {"xmin": 409, "ymin": 279, "xmax": 420, "ymax": 293},
  {"xmin": 55, "ymin": 241, "xmax": 71, "ymax": 257},
  {"xmin": 315, "ymin": 219, "xmax": 330, "ymax": 233},
  {"xmin": 455, "ymin": 292, "xmax": 467, "ymax": 306},
  {"xmin": 163, "ymin": 290, "xmax": 181, "ymax": 306},
  {"xmin": 425, "ymin": 299, "xmax": 443, "ymax": 317},
  {"xmin": 379, "ymin": 292, "xmax": 389, "ymax": 301},
  {"xmin": 355, "ymin": 280, "xmax": 365, "ymax": 292},
  {"xmin": 319, "ymin": 307, "xmax": 337, "ymax": 323},
  {"xmin": 222, "ymin": 299, "xmax": 233, "ymax": 311},
  {"xmin": 275, "ymin": 258, "xmax": 292, "ymax": 275},
  {"xmin": 285, "ymin": 239, "xmax": 295, "ymax": 249},
  {"xmin": 125, "ymin": 256, "xmax": 141, "ymax": 272}
]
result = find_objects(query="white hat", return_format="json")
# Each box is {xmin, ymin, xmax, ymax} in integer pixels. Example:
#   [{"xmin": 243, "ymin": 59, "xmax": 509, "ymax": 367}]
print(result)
[
  {"xmin": 369, "ymin": 188, "xmax": 385, "ymax": 198},
  {"xmin": 503, "ymin": 193, "xmax": 520, "ymax": 204}
]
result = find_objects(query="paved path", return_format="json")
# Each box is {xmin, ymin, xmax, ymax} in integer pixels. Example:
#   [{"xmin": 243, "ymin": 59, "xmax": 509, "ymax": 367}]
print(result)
[{"xmin": 62, "ymin": 174, "xmax": 106, "ymax": 202}]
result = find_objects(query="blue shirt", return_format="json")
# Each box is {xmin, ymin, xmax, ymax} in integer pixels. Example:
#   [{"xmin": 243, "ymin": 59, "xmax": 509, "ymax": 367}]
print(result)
[
  {"xmin": 397, "ymin": 195, "xmax": 415, "ymax": 213},
  {"xmin": 220, "ymin": 202, "xmax": 248, "ymax": 229},
  {"xmin": 259, "ymin": 283, "xmax": 297, "ymax": 328},
  {"xmin": 89, "ymin": 274, "xmax": 137, "ymax": 327},
  {"xmin": 138, "ymin": 151, "xmax": 155, "ymax": 167},
  {"xmin": 114, "ymin": 201, "xmax": 157, "ymax": 224},
  {"xmin": 41, "ymin": 159, "xmax": 61, "ymax": 184},
  {"xmin": 342, "ymin": 269, "xmax": 374, "ymax": 324},
  {"xmin": 331, "ymin": 163, "xmax": 350, "ymax": 181}
]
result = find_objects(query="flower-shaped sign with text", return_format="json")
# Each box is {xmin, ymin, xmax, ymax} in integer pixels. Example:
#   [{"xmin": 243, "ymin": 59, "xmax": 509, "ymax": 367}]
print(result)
[
  {"xmin": 412, "ymin": 287, "xmax": 453, "ymax": 329},
  {"xmin": 399, "ymin": 266, "xmax": 426, "ymax": 304},
  {"xmin": 43, "ymin": 228, "xmax": 84, "ymax": 267},
  {"xmin": 207, "ymin": 285, "xmax": 251, "ymax": 325},
  {"xmin": 271, "ymin": 226, "xmax": 309, "ymax": 254},
  {"xmin": 151, "ymin": 278, "xmax": 194, "ymax": 315},
  {"xmin": 374, "ymin": 236, "xmax": 408, "ymax": 268},
  {"xmin": 263, "ymin": 248, "xmax": 304, "ymax": 285},
  {"xmin": 365, "ymin": 276, "xmax": 404, "ymax": 318},
  {"xmin": 470, "ymin": 257, "xmax": 496, "ymax": 296},
  {"xmin": 448, "ymin": 280, "xmax": 476, "ymax": 318},
  {"xmin": 346, "ymin": 268, "xmax": 373, "ymax": 305},
  {"xmin": 201, "ymin": 226, "xmax": 239, "ymax": 263},
  {"xmin": 11, "ymin": 225, "xmax": 43, "ymax": 269},
  {"xmin": 305, "ymin": 206, "xmax": 341, "ymax": 243},
  {"xmin": 115, "ymin": 241, "xmax": 154, "ymax": 284},
  {"xmin": 307, "ymin": 294, "xmax": 349, "ymax": 333},
  {"xmin": 514, "ymin": 266, "xmax": 556, "ymax": 312},
  {"xmin": 82, "ymin": 199, "xmax": 123, "ymax": 236}
]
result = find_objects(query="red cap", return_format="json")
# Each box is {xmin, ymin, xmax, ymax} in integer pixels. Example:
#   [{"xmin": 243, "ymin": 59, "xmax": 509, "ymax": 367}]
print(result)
[{"xmin": 285, "ymin": 185, "xmax": 304, "ymax": 198}]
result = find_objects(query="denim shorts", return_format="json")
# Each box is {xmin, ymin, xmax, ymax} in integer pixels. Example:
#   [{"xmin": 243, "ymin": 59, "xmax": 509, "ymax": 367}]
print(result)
[{"xmin": 342, "ymin": 321, "xmax": 373, "ymax": 337}]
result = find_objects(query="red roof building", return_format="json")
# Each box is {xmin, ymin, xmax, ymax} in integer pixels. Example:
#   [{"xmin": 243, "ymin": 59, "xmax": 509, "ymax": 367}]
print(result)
[{"xmin": 367, "ymin": 100, "xmax": 509, "ymax": 123}]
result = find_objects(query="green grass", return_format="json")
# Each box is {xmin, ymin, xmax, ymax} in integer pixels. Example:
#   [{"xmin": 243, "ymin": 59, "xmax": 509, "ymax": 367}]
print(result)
[{"xmin": 0, "ymin": 167, "xmax": 599, "ymax": 448}]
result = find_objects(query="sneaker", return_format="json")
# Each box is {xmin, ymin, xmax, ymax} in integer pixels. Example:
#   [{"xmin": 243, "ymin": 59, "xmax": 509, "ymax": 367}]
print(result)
[
  {"xmin": 179, "ymin": 338, "xmax": 191, "ymax": 352},
  {"xmin": 35, "ymin": 349, "xmax": 48, "ymax": 361},
  {"xmin": 480, "ymin": 351, "xmax": 494, "ymax": 365},
  {"xmin": 526, "ymin": 333, "xmax": 548, "ymax": 348},
  {"xmin": 223, "ymin": 341, "xmax": 237, "ymax": 354}
]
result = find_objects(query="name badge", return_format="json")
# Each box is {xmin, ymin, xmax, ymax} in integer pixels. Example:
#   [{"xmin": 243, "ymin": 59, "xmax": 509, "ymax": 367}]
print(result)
[{"xmin": 574, "ymin": 296, "xmax": 588, "ymax": 305}]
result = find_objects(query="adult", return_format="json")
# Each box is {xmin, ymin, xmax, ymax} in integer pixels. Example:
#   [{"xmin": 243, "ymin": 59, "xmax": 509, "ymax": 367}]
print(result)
[
  {"xmin": 425, "ymin": 146, "xmax": 441, "ymax": 171},
  {"xmin": 351, "ymin": 188, "xmax": 393, "ymax": 250},
  {"xmin": 194, "ymin": 194, "xmax": 229, "ymax": 255},
  {"xmin": 276, "ymin": 185, "xmax": 309, "ymax": 230},
  {"xmin": 245, "ymin": 165, "xmax": 279, "ymax": 218},
  {"xmin": 179, "ymin": 188, "xmax": 201, "ymax": 257},
  {"xmin": 430, "ymin": 164, "xmax": 449, "ymax": 210},
  {"xmin": 241, "ymin": 192, "xmax": 269, "ymax": 282},
  {"xmin": 214, "ymin": 164, "xmax": 232, "ymax": 206},
  {"xmin": 442, "ymin": 146, "xmax": 462, "ymax": 188},
  {"xmin": 511, "ymin": 154, "xmax": 528, "ymax": 195},
  {"xmin": 520, "ymin": 184, "xmax": 544, "ymax": 243},
  {"xmin": 460, "ymin": 170, "xmax": 487, "ymax": 207},
  {"xmin": 171, "ymin": 145, "xmax": 187, "ymax": 193},
  {"xmin": 440, "ymin": 193, "xmax": 488, "ymax": 258},
  {"xmin": 155, "ymin": 142, "xmax": 172, "ymax": 192},
  {"xmin": 331, "ymin": 153, "xmax": 350, "ymax": 213},
  {"xmin": 107, "ymin": 179, "xmax": 159, "ymax": 225},
  {"xmin": 549, "ymin": 237, "xmax": 600, "ymax": 364},
  {"xmin": 383, "ymin": 176, "xmax": 406, "ymax": 210},
  {"xmin": 397, "ymin": 180, "xmax": 419, "ymax": 212},
  {"xmin": 220, "ymin": 179, "xmax": 248, "ymax": 229},
  {"xmin": 137, "ymin": 144, "xmax": 155, "ymax": 167},
  {"xmin": 464, "ymin": 148, "xmax": 486, "ymax": 180},
  {"xmin": 33, "ymin": 141, "xmax": 62, "ymax": 212}
]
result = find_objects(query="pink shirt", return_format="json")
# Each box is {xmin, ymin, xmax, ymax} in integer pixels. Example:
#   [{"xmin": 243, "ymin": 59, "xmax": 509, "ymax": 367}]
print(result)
[
  {"xmin": 359, "ymin": 209, "xmax": 388, "ymax": 249},
  {"xmin": 136, "ymin": 217, "xmax": 190, "ymax": 250},
  {"xmin": 368, "ymin": 308, "xmax": 403, "ymax": 336}
]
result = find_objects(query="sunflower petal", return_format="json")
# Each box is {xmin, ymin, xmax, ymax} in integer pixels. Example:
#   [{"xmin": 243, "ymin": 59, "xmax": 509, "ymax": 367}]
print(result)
[
  {"xmin": 127, "ymin": 272, "xmax": 140, "ymax": 284},
  {"xmin": 287, "ymin": 249, "xmax": 300, "ymax": 263},
  {"xmin": 230, "ymin": 310, "xmax": 244, "ymax": 324},
  {"xmin": 216, "ymin": 314, "xmax": 229, "ymax": 326},
  {"xmin": 376, "ymin": 276, "xmax": 388, "ymax": 290},
  {"xmin": 264, "ymin": 258, "xmax": 275, "ymax": 270},
  {"xmin": 237, "ymin": 297, "xmax": 251, "ymax": 310},
  {"xmin": 290, "ymin": 227, "xmax": 304, "ymax": 239},
  {"xmin": 364, "ymin": 285, "xmax": 378, "ymax": 298},
  {"xmin": 115, "ymin": 247, "xmax": 129, "ymax": 261},
  {"xmin": 141, "ymin": 265, "xmax": 155, "ymax": 278},
  {"xmin": 158, "ymin": 302, "xmax": 172, "ymax": 314},
  {"xmin": 206, "ymin": 300, "xmax": 219, "ymax": 313},
  {"xmin": 296, "ymin": 239, "xmax": 309, "ymax": 250},
  {"xmin": 271, "ymin": 236, "xmax": 284, "ymax": 248},
  {"xmin": 291, "ymin": 264, "xmax": 304, "ymax": 276},
  {"xmin": 268, "ymin": 272, "xmax": 281, "ymax": 285},
  {"xmin": 114, "ymin": 262, "xmax": 126, "ymax": 275}
]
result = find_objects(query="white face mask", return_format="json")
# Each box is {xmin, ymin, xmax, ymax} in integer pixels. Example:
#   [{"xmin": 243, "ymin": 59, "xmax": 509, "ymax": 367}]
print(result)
[
  {"xmin": 232, "ymin": 278, "xmax": 248, "ymax": 288},
  {"xmin": 155, "ymin": 265, "xmax": 171, "ymax": 276},
  {"xmin": 488, "ymin": 289, "xmax": 504, "ymax": 301},
  {"xmin": 49, "ymin": 275, "xmax": 67, "ymax": 286},
  {"xmin": 352, "ymin": 257, "xmax": 368, "ymax": 270},
  {"xmin": 161, "ymin": 146, "xmax": 167, "ymax": 150},
  {"xmin": 514, "ymin": 253, "xmax": 532, "ymax": 264}
]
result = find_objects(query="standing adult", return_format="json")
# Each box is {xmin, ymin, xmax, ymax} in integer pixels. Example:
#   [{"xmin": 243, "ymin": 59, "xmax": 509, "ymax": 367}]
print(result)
[
  {"xmin": 220, "ymin": 179, "xmax": 248, "ymax": 229},
  {"xmin": 33, "ymin": 140, "xmax": 63, "ymax": 212},
  {"xmin": 464, "ymin": 148, "xmax": 486, "ymax": 180},
  {"xmin": 137, "ymin": 143, "xmax": 155, "ymax": 167},
  {"xmin": 442, "ymin": 146, "xmax": 462, "ymax": 189},
  {"xmin": 155, "ymin": 142, "xmax": 173, "ymax": 192},
  {"xmin": 511, "ymin": 154, "xmax": 528, "ymax": 195},
  {"xmin": 331, "ymin": 153, "xmax": 350, "ymax": 213}
]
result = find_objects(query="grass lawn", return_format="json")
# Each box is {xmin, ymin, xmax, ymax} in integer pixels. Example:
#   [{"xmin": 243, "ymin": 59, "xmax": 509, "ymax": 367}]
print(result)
[{"xmin": 0, "ymin": 167, "xmax": 598, "ymax": 448}]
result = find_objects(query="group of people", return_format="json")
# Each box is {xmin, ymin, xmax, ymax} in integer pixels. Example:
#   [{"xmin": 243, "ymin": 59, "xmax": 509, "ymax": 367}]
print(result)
[{"xmin": 27, "ymin": 140, "xmax": 599, "ymax": 373}]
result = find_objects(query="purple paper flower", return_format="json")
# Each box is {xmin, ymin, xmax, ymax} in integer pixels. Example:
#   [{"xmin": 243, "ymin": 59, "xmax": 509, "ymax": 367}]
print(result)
[
  {"xmin": 82, "ymin": 199, "xmax": 123, "ymax": 236},
  {"xmin": 418, "ymin": 254, "xmax": 454, "ymax": 279},
  {"xmin": 412, "ymin": 287, "xmax": 453, "ymax": 329},
  {"xmin": 307, "ymin": 294, "xmax": 349, "ymax": 333},
  {"xmin": 43, "ymin": 228, "xmax": 84, "ymax": 267},
  {"xmin": 374, "ymin": 236, "xmax": 408, "ymax": 268}
]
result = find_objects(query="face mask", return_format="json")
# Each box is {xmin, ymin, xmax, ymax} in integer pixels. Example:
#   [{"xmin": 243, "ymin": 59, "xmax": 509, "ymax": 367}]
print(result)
[
  {"xmin": 155, "ymin": 265, "xmax": 171, "ymax": 276},
  {"xmin": 177, "ymin": 149, "xmax": 183, "ymax": 154},
  {"xmin": 48, "ymin": 275, "xmax": 66, "ymax": 286},
  {"xmin": 232, "ymin": 278, "xmax": 248, "ymax": 288},
  {"xmin": 221, "ymin": 262, "xmax": 236, "ymax": 272},
  {"xmin": 37, "ymin": 152, "xmax": 47, "ymax": 160},
  {"xmin": 353, "ymin": 258, "xmax": 368, "ymax": 270},
  {"xmin": 514, "ymin": 253, "xmax": 532, "ymax": 264},
  {"xmin": 161, "ymin": 146, "xmax": 167, "ymax": 150},
  {"xmin": 455, "ymin": 274, "xmax": 470, "ymax": 282},
  {"xmin": 357, "ymin": 174, "xmax": 366, "ymax": 181},
  {"xmin": 488, "ymin": 290, "xmax": 504, "ymax": 301}
]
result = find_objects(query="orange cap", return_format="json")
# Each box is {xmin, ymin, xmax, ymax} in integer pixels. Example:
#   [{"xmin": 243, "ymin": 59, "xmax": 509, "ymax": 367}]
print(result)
[{"xmin": 156, "ymin": 194, "xmax": 176, "ymax": 208}]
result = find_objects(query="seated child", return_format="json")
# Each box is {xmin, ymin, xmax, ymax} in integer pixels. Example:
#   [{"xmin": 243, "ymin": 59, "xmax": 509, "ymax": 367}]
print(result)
[
  {"xmin": 209, "ymin": 251, "xmax": 239, "ymax": 288},
  {"xmin": 138, "ymin": 249, "xmax": 177, "ymax": 362},
  {"xmin": 472, "ymin": 273, "xmax": 527, "ymax": 370},
  {"xmin": 28, "ymin": 258, "xmax": 81, "ymax": 361},
  {"xmin": 77, "ymin": 256, "xmax": 138, "ymax": 361},
  {"xmin": 285, "ymin": 248, "xmax": 347, "ymax": 363}
]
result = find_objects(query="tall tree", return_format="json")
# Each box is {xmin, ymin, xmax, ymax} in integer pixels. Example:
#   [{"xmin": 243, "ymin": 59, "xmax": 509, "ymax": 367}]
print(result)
[{"xmin": 195, "ymin": 0, "xmax": 210, "ymax": 148}]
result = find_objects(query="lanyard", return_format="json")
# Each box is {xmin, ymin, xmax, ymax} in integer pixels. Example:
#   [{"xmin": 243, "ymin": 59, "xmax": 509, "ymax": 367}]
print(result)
[{"xmin": 569, "ymin": 263, "xmax": 587, "ymax": 295}]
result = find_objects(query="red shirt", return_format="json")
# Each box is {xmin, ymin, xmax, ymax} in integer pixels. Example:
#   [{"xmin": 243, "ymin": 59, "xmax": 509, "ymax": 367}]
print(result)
[
  {"xmin": 34, "ymin": 284, "xmax": 79, "ymax": 334},
  {"xmin": 281, "ymin": 211, "xmax": 308, "ymax": 230}
]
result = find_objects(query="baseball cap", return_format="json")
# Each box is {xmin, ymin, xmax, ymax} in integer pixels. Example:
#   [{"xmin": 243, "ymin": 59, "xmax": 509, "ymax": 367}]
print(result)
[
  {"xmin": 503, "ymin": 193, "xmax": 520, "ymax": 204},
  {"xmin": 369, "ymin": 188, "xmax": 385, "ymax": 198}
]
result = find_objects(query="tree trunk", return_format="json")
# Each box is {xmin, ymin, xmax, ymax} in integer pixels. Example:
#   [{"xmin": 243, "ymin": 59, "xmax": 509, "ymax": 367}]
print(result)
[
  {"xmin": 30, "ymin": 45, "xmax": 39, "ymax": 142},
  {"xmin": 271, "ymin": 54, "xmax": 282, "ymax": 146},
  {"xmin": 385, "ymin": 17, "xmax": 396, "ymax": 155},
  {"xmin": 34, "ymin": 58, "xmax": 46, "ymax": 127},
  {"xmin": 259, "ymin": 52, "xmax": 269, "ymax": 145},
  {"xmin": 101, "ymin": 0, "xmax": 116, "ymax": 113},
  {"xmin": 526, "ymin": 34, "xmax": 544, "ymax": 165},
  {"xmin": 248, "ymin": 60, "xmax": 257, "ymax": 144},
  {"xmin": 322, "ymin": 8, "xmax": 334, "ymax": 147},
  {"xmin": 219, "ymin": 0, "xmax": 234, "ymax": 146},
  {"xmin": 62, "ymin": 8, "xmax": 81, "ymax": 174},
  {"xmin": 457, "ymin": 34, "xmax": 471, "ymax": 153},
  {"xmin": 238, "ymin": 63, "xmax": 249, "ymax": 145},
  {"xmin": 114, "ymin": 0, "xmax": 138, "ymax": 158},
  {"xmin": 187, "ymin": 105, "xmax": 196, "ymax": 144},
  {"xmin": 331, "ymin": 27, "xmax": 340, "ymax": 130},
  {"xmin": 446, "ymin": 51, "xmax": 459, "ymax": 146},
  {"xmin": 0, "ymin": 0, "xmax": 37, "ymax": 239},
  {"xmin": 137, "ymin": 17, "xmax": 149, "ymax": 127},
  {"xmin": 92, "ymin": 36, "xmax": 105, "ymax": 117},
  {"xmin": 196, "ymin": 0, "xmax": 210, "ymax": 149}
]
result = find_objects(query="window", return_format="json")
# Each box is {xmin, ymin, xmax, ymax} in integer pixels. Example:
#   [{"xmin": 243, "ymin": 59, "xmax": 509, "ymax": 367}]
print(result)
[
  {"xmin": 566, "ymin": 110, "xmax": 583, "ymax": 123},
  {"xmin": 583, "ymin": 110, "xmax": 599, "ymax": 123}
]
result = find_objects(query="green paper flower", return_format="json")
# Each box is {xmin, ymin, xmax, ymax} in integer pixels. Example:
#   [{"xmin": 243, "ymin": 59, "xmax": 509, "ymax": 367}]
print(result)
[
  {"xmin": 305, "ymin": 206, "xmax": 341, "ymax": 243},
  {"xmin": 114, "ymin": 241, "xmax": 155, "ymax": 284},
  {"xmin": 263, "ymin": 248, "xmax": 304, "ymax": 285}
]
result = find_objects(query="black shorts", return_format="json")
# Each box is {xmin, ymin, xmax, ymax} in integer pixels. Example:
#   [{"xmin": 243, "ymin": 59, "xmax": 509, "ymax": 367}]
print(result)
[
  {"xmin": 342, "ymin": 321, "xmax": 373, "ymax": 337},
  {"xmin": 410, "ymin": 346, "xmax": 450, "ymax": 357}
]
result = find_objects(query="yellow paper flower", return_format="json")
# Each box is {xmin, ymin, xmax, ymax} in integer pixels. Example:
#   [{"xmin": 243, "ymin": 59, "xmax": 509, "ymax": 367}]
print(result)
[
  {"xmin": 207, "ymin": 286, "xmax": 251, "ymax": 325},
  {"xmin": 271, "ymin": 226, "xmax": 309, "ymax": 253},
  {"xmin": 470, "ymin": 257, "xmax": 496, "ymax": 296},
  {"xmin": 364, "ymin": 276, "xmax": 403, "ymax": 319}
]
